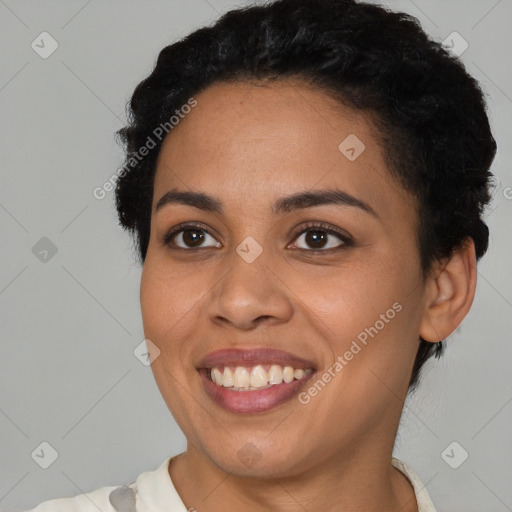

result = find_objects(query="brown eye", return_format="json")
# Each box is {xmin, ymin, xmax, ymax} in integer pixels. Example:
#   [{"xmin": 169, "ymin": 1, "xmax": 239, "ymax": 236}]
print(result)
[
  {"xmin": 303, "ymin": 230, "xmax": 329, "ymax": 249},
  {"xmin": 291, "ymin": 223, "xmax": 352, "ymax": 252},
  {"xmin": 163, "ymin": 223, "xmax": 222, "ymax": 249},
  {"xmin": 177, "ymin": 229, "xmax": 206, "ymax": 248}
]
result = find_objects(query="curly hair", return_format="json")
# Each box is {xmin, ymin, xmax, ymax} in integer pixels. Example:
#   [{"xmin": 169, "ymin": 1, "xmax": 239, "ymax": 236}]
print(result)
[{"xmin": 114, "ymin": 0, "xmax": 496, "ymax": 390}]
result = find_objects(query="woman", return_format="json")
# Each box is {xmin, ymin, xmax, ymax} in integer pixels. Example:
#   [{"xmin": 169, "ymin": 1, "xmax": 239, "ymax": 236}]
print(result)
[{"xmin": 25, "ymin": 0, "xmax": 496, "ymax": 510}]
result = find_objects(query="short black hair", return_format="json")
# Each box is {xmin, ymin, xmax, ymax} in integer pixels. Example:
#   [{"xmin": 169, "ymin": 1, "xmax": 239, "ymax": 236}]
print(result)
[{"xmin": 114, "ymin": 0, "xmax": 496, "ymax": 390}]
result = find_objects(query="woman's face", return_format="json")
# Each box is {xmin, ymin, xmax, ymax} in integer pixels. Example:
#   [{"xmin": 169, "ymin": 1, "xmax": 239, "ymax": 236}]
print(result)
[{"xmin": 140, "ymin": 79, "xmax": 429, "ymax": 476}]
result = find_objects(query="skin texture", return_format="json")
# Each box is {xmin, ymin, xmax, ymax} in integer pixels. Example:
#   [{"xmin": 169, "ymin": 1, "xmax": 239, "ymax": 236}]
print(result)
[{"xmin": 139, "ymin": 79, "xmax": 477, "ymax": 511}]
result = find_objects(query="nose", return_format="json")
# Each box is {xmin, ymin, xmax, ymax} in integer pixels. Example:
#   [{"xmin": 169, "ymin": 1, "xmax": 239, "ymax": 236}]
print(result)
[{"xmin": 206, "ymin": 250, "xmax": 294, "ymax": 330}]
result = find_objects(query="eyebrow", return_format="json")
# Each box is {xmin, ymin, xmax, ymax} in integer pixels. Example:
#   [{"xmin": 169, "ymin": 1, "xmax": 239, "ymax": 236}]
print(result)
[{"xmin": 155, "ymin": 187, "xmax": 379, "ymax": 219}]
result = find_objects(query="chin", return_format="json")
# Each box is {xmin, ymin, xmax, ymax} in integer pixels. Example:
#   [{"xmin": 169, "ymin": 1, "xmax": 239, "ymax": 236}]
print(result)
[{"xmin": 205, "ymin": 440, "xmax": 310, "ymax": 478}]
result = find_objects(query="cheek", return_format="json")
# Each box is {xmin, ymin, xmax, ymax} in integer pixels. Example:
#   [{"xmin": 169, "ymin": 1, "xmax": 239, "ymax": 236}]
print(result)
[
  {"xmin": 296, "ymin": 260, "xmax": 403, "ymax": 335},
  {"xmin": 295, "ymin": 255, "xmax": 420, "ymax": 381},
  {"xmin": 139, "ymin": 263, "xmax": 202, "ymax": 349},
  {"xmin": 139, "ymin": 264, "xmax": 203, "ymax": 417}
]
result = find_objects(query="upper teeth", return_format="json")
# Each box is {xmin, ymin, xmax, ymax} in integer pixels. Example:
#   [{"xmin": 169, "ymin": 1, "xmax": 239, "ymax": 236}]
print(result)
[{"xmin": 210, "ymin": 365, "xmax": 313, "ymax": 390}]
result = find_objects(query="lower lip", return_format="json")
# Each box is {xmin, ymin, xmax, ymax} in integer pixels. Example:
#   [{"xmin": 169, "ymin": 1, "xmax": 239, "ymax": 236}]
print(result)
[{"xmin": 198, "ymin": 369, "xmax": 316, "ymax": 414}]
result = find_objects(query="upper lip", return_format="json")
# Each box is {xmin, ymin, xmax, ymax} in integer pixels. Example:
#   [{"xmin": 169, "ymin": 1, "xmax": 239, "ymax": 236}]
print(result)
[{"xmin": 197, "ymin": 348, "xmax": 317, "ymax": 370}]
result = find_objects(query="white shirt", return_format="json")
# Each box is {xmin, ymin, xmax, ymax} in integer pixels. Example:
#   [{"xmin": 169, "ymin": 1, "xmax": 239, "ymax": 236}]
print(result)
[{"xmin": 24, "ymin": 454, "xmax": 437, "ymax": 511}]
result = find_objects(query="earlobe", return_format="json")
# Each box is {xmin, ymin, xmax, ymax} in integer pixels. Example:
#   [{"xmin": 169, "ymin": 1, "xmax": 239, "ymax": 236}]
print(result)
[{"xmin": 419, "ymin": 237, "xmax": 477, "ymax": 343}]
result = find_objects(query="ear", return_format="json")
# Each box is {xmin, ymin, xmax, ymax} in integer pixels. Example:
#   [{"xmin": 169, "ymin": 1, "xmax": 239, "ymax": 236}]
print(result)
[{"xmin": 419, "ymin": 237, "xmax": 478, "ymax": 343}]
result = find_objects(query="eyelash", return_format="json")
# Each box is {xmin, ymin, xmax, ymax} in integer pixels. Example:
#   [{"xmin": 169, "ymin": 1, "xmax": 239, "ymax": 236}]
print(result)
[{"xmin": 160, "ymin": 221, "xmax": 353, "ymax": 254}]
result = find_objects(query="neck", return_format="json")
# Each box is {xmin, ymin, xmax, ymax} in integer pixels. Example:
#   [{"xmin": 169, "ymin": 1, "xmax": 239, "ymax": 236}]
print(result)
[{"xmin": 168, "ymin": 432, "xmax": 418, "ymax": 512}]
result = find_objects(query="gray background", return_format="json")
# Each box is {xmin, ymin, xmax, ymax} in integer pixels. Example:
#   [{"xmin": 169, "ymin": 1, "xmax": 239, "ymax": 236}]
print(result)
[{"xmin": 1, "ymin": 0, "xmax": 511, "ymax": 510}]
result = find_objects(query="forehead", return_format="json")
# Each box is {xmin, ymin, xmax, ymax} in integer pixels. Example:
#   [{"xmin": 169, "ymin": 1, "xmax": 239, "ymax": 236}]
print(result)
[{"xmin": 153, "ymin": 79, "xmax": 417, "ymax": 225}]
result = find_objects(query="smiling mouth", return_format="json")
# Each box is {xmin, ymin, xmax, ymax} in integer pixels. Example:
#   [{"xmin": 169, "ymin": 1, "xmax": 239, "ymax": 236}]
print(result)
[
  {"xmin": 197, "ymin": 365, "xmax": 316, "ymax": 414},
  {"xmin": 195, "ymin": 347, "xmax": 317, "ymax": 413},
  {"xmin": 204, "ymin": 364, "xmax": 314, "ymax": 391}
]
